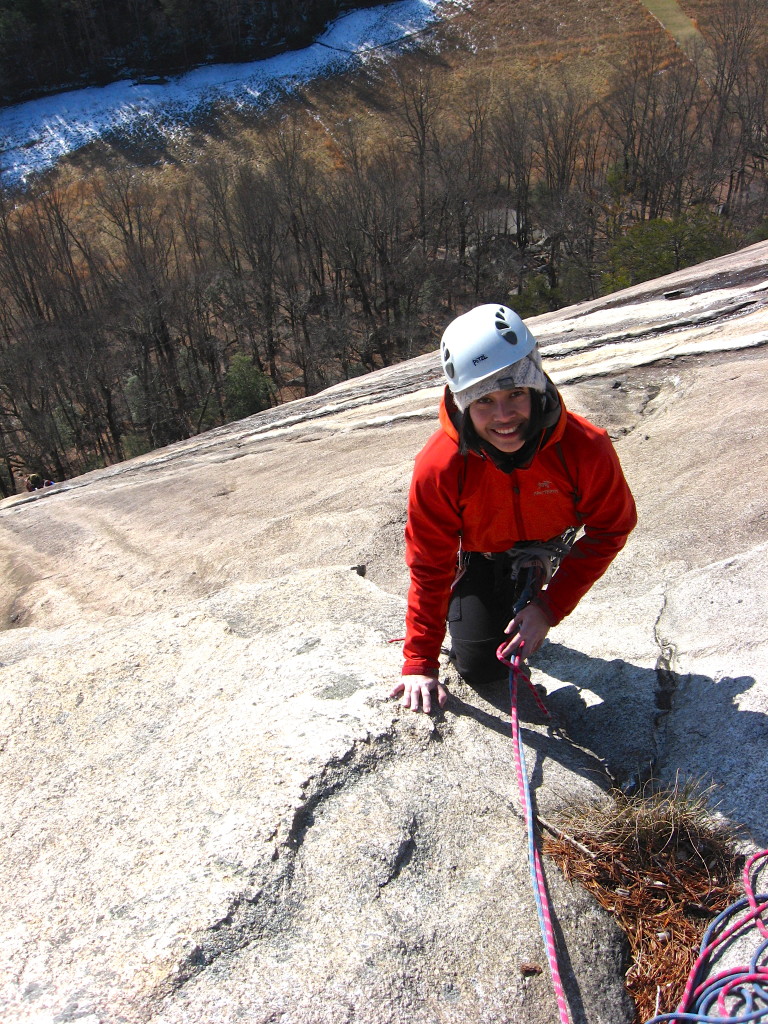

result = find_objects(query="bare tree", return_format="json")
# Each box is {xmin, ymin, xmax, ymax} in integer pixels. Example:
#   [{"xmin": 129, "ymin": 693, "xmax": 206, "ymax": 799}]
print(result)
[
  {"xmin": 531, "ymin": 75, "xmax": 595, "ymax": 295},
  {"xmin": 386, "ymin": 63, "xmax": 445, "ymax": 249},
  {"xmin": 491, "ymin": 79, "xmax": 541, "ymax": 297},
  {"xmin": 92, "ymin": 165, "xmax": 194, "ymax": 447},
  {"xmin": 703, "ymin": 0, "xmax": 768, "ymax": 220}
]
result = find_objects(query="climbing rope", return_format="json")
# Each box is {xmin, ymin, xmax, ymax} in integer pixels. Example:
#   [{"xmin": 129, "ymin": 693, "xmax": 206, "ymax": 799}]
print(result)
[
  {"xmin": 497, "ymin": 640, "xmax": 572, "ymax": 1024},
  {"xmin": 493, "ymin": 554, "xmax": 767, "ymax": 1024},
  {"xmin": 497, "ymin": 637, "xmax": 768, "ymax": 1024},
  {"xmin": 644, "ymin": 850, "xmax": 768, "ymax": 1024}
]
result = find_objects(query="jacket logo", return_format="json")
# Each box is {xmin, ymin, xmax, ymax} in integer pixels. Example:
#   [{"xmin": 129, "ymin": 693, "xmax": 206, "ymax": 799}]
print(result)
[
  {"xmin": 534, "ymin": 480, "xmax": 559, "ymax": 496},
  {"xmin": 472, "ymin": 354, "xmax": 488, "ymax": 366}
]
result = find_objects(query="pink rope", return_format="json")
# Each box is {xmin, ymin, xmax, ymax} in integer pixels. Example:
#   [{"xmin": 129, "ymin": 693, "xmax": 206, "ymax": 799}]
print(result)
[
  {"xmin": 677, "ymin": 892, "xmax": 768, "ymax": 1013},
  {"xmin": 500, "ymin": 641, "xmax": 572, "ymax": 1024},
  {"xmin": 648, "ymin": 846, "xmax": 768, "ymax": 1023},
  {"xmin": 745, "ymin": 850, "xmax": 768, "ymax": 940}
]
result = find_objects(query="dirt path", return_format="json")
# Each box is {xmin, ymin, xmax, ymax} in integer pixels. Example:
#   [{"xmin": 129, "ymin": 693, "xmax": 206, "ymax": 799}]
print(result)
[{"xmin": 639, "ymin": 0, "xmax": 716, "ymax": 77}]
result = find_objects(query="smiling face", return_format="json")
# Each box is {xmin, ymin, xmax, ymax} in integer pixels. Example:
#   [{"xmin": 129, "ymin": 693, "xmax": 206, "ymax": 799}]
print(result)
[{"xmin": 468, "ymin": 387, "xmax": 532, "ymax": 453}]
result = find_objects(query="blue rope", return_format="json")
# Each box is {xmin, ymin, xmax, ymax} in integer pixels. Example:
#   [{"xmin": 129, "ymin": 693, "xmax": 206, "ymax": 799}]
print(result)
[{"xmin": 644, "ymin": 878, "xmax": 768, "ymax": 1024}]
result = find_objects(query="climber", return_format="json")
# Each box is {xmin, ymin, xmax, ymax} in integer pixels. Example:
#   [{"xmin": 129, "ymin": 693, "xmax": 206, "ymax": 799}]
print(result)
[
  {"xmin": 390, "ymin": 304, "xmax": 637, "ymax": 713},
  {"xmin": 24, "ymin": 473, "xmax": 54, "ymax": 491}
]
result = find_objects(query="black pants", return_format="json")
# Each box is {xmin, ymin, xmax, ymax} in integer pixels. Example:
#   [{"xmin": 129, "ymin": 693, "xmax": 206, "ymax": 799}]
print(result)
[{"xmin": 447, "ymin": 553, "xmax": 529, "ymax": 686}]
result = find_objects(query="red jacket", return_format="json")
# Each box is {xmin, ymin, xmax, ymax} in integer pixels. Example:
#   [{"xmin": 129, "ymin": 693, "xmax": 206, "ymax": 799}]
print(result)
[{"xmin": 403, "ymin": 389, "xmax": 637, "ymax": 677}]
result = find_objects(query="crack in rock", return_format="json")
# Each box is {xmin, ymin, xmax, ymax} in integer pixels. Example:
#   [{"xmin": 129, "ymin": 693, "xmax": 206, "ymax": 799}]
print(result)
[
  {"xmin": 376, "ymin": 814, "xmax": 418, "ymax": 890},
  {"xmin": 148, "ymin": 726, "xmax": 402, "ymax": 1008},
  {"xmin": 653, "ymin": 593, "xmax": 681, "ymax": 713},
  {"xmin": 643, "ymin": 590, "xmax": 691, "ymax": 795}
]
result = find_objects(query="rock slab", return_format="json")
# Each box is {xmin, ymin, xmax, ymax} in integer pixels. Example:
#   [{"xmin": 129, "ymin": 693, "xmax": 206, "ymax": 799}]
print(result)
[{"xmin": 2, "ymin": 241, "xmax": 768, "ymax": 1023}]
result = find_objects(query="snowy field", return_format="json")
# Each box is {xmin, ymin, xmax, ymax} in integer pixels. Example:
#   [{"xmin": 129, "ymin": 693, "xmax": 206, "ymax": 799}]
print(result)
[{"xmin": 0, "ymin": 0, "xmax": 451, "ymax": 188}]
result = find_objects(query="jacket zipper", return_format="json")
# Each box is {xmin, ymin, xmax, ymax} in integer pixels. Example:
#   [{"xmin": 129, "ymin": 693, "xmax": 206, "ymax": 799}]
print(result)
[{"xmin": 510, "ymin": 470, "xmax": 526, "ymax": 536}]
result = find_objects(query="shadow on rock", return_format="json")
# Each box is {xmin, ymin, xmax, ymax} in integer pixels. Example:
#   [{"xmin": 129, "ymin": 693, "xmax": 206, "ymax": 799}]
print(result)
[
  {"xmin": 531, "ymin": 642, "xmax": 765, "ymax": 847},
  {"xmin": 445, "ymin": 675, "xmax": 614, "ymax": 800}
]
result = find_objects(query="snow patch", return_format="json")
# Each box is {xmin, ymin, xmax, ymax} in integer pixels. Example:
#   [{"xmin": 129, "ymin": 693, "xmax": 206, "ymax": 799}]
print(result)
[{"xmin": 0, "ymin": 1, "xmax": 448, "ymax": 187}]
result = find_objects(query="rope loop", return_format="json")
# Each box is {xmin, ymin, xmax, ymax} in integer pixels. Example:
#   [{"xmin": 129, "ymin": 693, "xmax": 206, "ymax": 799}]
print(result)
[{"xmin": 645, "ymin": 849, "xmax": 768, "ymax": 1023}]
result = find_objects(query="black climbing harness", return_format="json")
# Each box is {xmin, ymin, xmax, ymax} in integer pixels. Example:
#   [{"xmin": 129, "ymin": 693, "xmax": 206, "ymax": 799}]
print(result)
[{"xmin": 461, "ymin": 525, "xmax": 581, "ymax": 616}]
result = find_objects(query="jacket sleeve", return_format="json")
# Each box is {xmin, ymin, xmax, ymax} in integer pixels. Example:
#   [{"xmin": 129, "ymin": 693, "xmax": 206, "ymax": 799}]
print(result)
[
  {"xmin": 536, "ymin": 427, "xmax": 637, "ymax": 626},
  {"xmin": 402, "ymin": 439, "xmax": 463, "ymax": 677}
]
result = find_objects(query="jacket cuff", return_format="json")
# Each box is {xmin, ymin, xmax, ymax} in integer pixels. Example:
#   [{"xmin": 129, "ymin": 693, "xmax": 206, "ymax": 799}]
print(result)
[
  {"xmin": 402, "ymin": 660, "xmax": 440, "ymax": 677},
  {"xmin": 533, "ymin": 594, "xmax": 561, "ymax": 627}
]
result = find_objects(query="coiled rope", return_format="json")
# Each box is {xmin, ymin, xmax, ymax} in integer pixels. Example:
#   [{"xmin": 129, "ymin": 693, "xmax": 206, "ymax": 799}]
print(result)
[
  {"xmin": 645, "ymin": 849, "xmax": 768, "ymax": 1024},
  {"xmin": 497, "ymin": 640, "xmax": 572, "ymax": 1024}
]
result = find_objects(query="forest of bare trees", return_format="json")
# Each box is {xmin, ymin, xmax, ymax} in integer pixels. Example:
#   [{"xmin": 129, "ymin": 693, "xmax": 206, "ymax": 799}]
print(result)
[{"xmin": 1, "ymin": 0, "xmax": 766, "ymax": 495}]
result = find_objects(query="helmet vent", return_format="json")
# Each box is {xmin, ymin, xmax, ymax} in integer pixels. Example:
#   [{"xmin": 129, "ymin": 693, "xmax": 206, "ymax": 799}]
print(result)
[
  {"xmin": 441, "ymin": 343, "xmax": 455, "ymax": 380},
  {"xmin": 495, "ymin": 307, "xmax": 518, "ymax": 345}
]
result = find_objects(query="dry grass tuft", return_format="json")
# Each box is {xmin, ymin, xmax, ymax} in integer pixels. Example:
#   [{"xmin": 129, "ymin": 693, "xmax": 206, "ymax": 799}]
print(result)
[{"xmin": 542, "ymin": 780, "xmax": 743, "ymax": 1022}]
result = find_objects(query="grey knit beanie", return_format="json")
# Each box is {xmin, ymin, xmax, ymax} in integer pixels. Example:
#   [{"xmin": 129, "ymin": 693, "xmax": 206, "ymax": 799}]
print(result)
[{"xmin": 452, "ymin": 346, "xmax": 547, "ymax": 412}]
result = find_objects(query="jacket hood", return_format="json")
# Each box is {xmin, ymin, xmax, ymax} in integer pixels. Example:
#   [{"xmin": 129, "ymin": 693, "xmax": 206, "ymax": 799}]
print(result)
[{"xmin": 438, "ymin": 377, "xmax": 567, "ymax": 471}]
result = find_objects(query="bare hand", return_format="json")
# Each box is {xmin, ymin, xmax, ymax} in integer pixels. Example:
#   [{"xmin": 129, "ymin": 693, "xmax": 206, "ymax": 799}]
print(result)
[
  {"xmin": 389, "ymin": 675, "xmax": 448, "ymax": 713},
  {"xmin": 499, "ymin": 603, "xmax": 550, "ymax": 662}
]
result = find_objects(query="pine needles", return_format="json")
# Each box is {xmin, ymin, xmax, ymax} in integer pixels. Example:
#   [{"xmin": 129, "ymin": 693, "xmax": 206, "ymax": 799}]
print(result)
[{"xmin": 542, "ymin": 781, "xmax": 744, "ymax": 1022}]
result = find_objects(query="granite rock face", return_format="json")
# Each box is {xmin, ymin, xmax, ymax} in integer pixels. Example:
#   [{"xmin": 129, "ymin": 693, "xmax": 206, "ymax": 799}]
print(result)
[{"xmin": 1, "ymin": 241, "xmax": 767, "ymax": 1023}]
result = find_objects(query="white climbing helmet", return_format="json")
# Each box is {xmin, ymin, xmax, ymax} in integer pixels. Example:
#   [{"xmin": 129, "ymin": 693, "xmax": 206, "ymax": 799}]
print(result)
[{"xmin": 440, "ymin": 304, "xmax": 545, "ymax": 409}]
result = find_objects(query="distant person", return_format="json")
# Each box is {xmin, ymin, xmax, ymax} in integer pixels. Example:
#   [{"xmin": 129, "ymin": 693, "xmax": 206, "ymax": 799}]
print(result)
[
  {"xmin": 25, "ymin": 473, "xmax": 54, "ymax": 491},
  {"xmin": 390, "ymin": 304, "xmax": 637, "ymax": 713}
]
